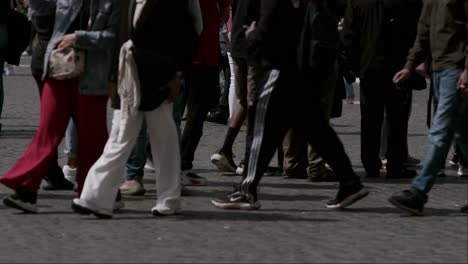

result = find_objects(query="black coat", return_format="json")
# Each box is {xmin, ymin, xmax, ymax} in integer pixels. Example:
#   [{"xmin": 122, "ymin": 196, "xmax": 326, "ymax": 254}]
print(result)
[
  {"xmin": 230, "ymin": 0, "xmax": 260, "ymax": 59},
  {"xmin": 0, "ymin": 1, "xmax": 9, "ymax": 24},
  {"xmin": 30, "ymin": 15, "xmax": 55, "ymax": 76},
  {"xmin": 2, "ymin": 9, "xmax": 32, "ymax": 66},
  {"xmin": 129, "ymin": 0, "xmax": 198, "ymax": 111},
  {"xmin": 297, "ymin": 0, "xmax": 341, "ymax": 76},
  {"xmin": 341, "ymin": 0, "xmax": 422, "ymax": 77}
]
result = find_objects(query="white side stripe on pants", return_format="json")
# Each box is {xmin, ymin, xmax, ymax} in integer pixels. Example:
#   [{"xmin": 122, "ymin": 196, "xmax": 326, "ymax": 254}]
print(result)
[{"xmin": 241, "ymin": 70, "xmax": 280, "ymax": 199}]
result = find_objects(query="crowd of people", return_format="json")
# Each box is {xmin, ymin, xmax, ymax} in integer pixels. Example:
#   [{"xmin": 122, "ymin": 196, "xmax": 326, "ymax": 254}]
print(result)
[{"xmin": 0, "ymin": 0, "xmax": 467, "ymax": 218}]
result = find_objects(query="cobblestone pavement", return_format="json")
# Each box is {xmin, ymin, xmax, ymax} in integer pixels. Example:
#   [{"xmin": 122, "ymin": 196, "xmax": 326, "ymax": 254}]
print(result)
[{"xmin": 0, "ymin": 60, "xmax": 467, "ymax": 263}]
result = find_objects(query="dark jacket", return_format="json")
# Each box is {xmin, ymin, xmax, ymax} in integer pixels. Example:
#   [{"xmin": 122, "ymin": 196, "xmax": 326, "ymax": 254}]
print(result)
[
  {"xmin": 3, "ymin": 9, "xmax": 32, "ymax": 65},
  {"xmin": 130, "ymin": 0, "xmax": 198, "ymax": 111},
  {"xmin": 248, "ymin": 0, "xmax": 305, "ymax": 70},
  {"xmin": 298, "ymin": 0, "xmax": 341, "ymax": 76},
  {"xmin": 0, "ymin": 1, "xmax": 9, "ymax": 24},
  {"xmin": 230, "ymin": 0, "xmax": 260, "ymax": 59},
  {"xmin": 405, "ymin": 0, "xmax": 468, "ymax": 71},
  {"xmin": 109, "ymin": 0, "xmax": 131, "ymax": 109},
  {"xmin": 30, "ymin": 16, "xmax": 55, "ymax": 77},
  {"xmin": 341, "ymin": 0, "xmax": 422, "ymax": 77}
]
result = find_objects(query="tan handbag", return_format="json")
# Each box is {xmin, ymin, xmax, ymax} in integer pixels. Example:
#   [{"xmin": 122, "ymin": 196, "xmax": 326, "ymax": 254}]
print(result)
[{"xmin": 48, "ymin": 47, "xmax": 85, "ymax": 80}]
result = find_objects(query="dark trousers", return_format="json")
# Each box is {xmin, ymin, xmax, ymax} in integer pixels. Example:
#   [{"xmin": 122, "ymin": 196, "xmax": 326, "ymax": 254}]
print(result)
[
  {"xmin": 181, "ymin": 65, "xmax": 220, "ymax": 170},
  {"xmin": 360, "ymin": 68, "xmax": 412, "ymax": 175},
  {"xmin": 32, "ymin": 74, "xmax": 66, "ymax": 184},
  {"xmin": 240, "ymin": 69, "xmax": 360, "ymax": 201},
  {"xmin": 217, "ymin": 54, "xmax": 231, "ymax": 112}
]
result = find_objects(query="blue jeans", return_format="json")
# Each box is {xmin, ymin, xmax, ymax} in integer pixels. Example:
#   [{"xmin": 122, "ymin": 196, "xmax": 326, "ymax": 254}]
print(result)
[
  {"xmin": 412, "ymin": 69, "xmax": 468, "ymax": 194},
  {"xmin": 344, "ymin": 78, "xmax": 355, "ymax": 99},
  {"xmin": 64, "ymin": 119, "xmax": 78, "ymax": 158},
  {"xmin": 126, "ymin": 121, "xmax": 148, "ymax": 180}
]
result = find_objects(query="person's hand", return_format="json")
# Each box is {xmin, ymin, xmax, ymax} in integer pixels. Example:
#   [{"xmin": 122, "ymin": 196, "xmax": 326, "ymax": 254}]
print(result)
[
  {"xmin": 55, "ymin": 33, "xmax": 77, "ymax": 51},
  {"xmin": 458, "ymin": 69, "xmax": 468, "ymax": 99},
  {"xmin": 393, "ymin": 68, "xmax": 411, "ymax": 89},
  {"xmin": 167, "ymin": 73, "xmax": 182, "ymax": 102},
  {"xmin": 245, "ymin": 21, "xmax": 256, "ymax": 40}
]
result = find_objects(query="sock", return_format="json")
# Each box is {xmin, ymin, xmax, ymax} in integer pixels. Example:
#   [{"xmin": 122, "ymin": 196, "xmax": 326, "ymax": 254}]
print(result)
[{"xmin": 220, "ymin": 126, "xmax": 241, "ymax": 154}]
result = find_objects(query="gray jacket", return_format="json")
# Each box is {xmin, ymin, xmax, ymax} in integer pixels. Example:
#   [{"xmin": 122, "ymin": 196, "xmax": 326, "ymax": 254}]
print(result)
[{"xmin": 42, "ymin": 0, "xmax": 119, "ymax": 95}]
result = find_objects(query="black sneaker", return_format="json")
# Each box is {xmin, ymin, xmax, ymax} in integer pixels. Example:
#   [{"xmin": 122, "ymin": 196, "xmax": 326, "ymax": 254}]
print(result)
[
  {"xmin": 308, "ymin": 168, "xmax": 338, "ymax": 182},
  {"xmin": 3, "ymin": 187, "xmax": 38, "ymax": 213},
  {"xmin": 460, "ymin": 204, "xmax": 468, "ymax": 214},
  {"xmin": 206, "ymin": 110, "xmax": 228, "ymax": 125},
  {"xmin": 388, "ymin": 189, "xmax": 427, "ymax": 216},
  {"xmin": 283, "ymin": 170, "xmax": 308, "ymax": 179},
  {"xmin": 43, "ymin": 177, "xmax": 74, "ymax": 191},
  {"xmin": 365, "ymin": 171, "xmax": 381, "ymax": 179},
  {"xmin": 264, "ymin": 166, "xmax": 283, "ymax": 176},
  {"xmin": 386, "ymin": 169, "xmax": 417, "ymax": 179},
  {"xmin": 326, "ymin": 184, "xmax": 369, "ymax": 209},
  {"xmin": 211, "ymin": 191, "xmax": 261, "ymax": 210}
]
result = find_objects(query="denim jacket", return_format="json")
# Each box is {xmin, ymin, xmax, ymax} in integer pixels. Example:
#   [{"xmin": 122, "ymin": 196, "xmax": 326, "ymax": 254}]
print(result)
[
  {"xmin": 29, "ymin": 0, "xmax": 57, "ymax": 17},
  {"xmin": 42, "ymin": 0, "xmax": 120, "ymax": 95}
]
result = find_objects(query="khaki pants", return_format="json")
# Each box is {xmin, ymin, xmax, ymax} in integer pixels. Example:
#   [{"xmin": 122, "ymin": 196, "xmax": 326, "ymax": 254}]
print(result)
[{"xmin": 282, "ymin": 64, "xmax": 338, "ymax": 177}]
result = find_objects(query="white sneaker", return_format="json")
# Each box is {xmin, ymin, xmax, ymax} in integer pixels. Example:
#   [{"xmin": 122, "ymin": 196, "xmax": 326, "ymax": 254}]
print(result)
[
  {"xmin": 210, "ymin": 152, "xmax": 237, "ymax": 173},
  {"xmin": 458, "ymin": 165, "xmax": 468, "ymax": 177},
  {"xmin": 236, "ymin": 161, "xmax": 244, "ymax": 175},
  {"xmin": 236, "ymin": 166, "xmax": 244, "ymax": 176},
  {"xmin": 144, "ymin": 160, "xmax": 155, "ymax": 172},
  {"xmin": 63, "ymin": 165, "xmax": 77, "ymax": 184},
  {"xmin": 404, "ymin": 155, "xmax": 421, "ymax": 167},
  {"xmin": 151, "ymin": 206, "xmax": 181, "ymax": 216}
]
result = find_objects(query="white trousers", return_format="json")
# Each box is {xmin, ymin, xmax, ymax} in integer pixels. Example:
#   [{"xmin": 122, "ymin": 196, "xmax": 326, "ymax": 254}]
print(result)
[
  {"xmin": 227, "ymin": 52, "xmax": 238, "ymax": 119},
  {"xmin": 80, "ymin": 102, "xmax": 181, "ymax": 215}
]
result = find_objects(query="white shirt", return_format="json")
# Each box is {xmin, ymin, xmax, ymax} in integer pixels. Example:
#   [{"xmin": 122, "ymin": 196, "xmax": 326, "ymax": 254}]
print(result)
[{"xmin": 133, "ymin": 0, "xmax": 146, "ymax": 28}]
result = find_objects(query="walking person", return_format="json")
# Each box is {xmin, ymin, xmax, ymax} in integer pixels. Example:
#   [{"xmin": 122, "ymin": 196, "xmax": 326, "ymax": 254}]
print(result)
[
  {"xmin": 72, "ymin": 0, "xmax": 201, "ymax": 218},
  {"xmin": 28, "ymin": 0, "xmax": 75, "ymax": 191},
  {"xmin": 0, "ymin": 1, "xmax": 31, "ymax": 133},
  {"xmin": 389, "ymin": 0, "xmax": 468, "ymax": 215},
  {"xmin": 212, "ymin": 0, "xmax": 369, "ymax": 210},
  {"xmin": 341, "ymin": 0, "xmax": 422, "ymax": 179},
  {"xmin": 210, "ymin": 0, "xmax": 261, "ymax": 174},
  {"xmin": 177, "ymin": 0, "xmax": 230, "ymax": 186},
  {"xmin": 1, "ymin": 0, "xmax": 119, "ymax": 213}
]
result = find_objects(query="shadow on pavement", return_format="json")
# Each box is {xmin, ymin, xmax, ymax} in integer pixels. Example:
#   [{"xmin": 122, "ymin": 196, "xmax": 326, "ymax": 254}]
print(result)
[
  {"xmin": 38, "ymin": 193, "xmax": 76, "ymax": 200},
  {"xmin": 175, "ymin": 189, "xmax": 329, "ymax": 202},
  {"xmin": 342, "ymin": 207, "xmax": 464, "ymax": 216},
  {"xmin": 186, "ymin": 180, "xmax": 339, "ymax": 190},
  {"xmin": 85, "ymin": 209, "xmax": 340, "ymax": 222}
]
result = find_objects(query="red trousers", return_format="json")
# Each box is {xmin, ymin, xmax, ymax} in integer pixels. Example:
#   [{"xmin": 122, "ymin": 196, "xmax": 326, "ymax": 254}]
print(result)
[{"xmin": 0, "ymin": 78, "xmax": 108, "ymax": 195}]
